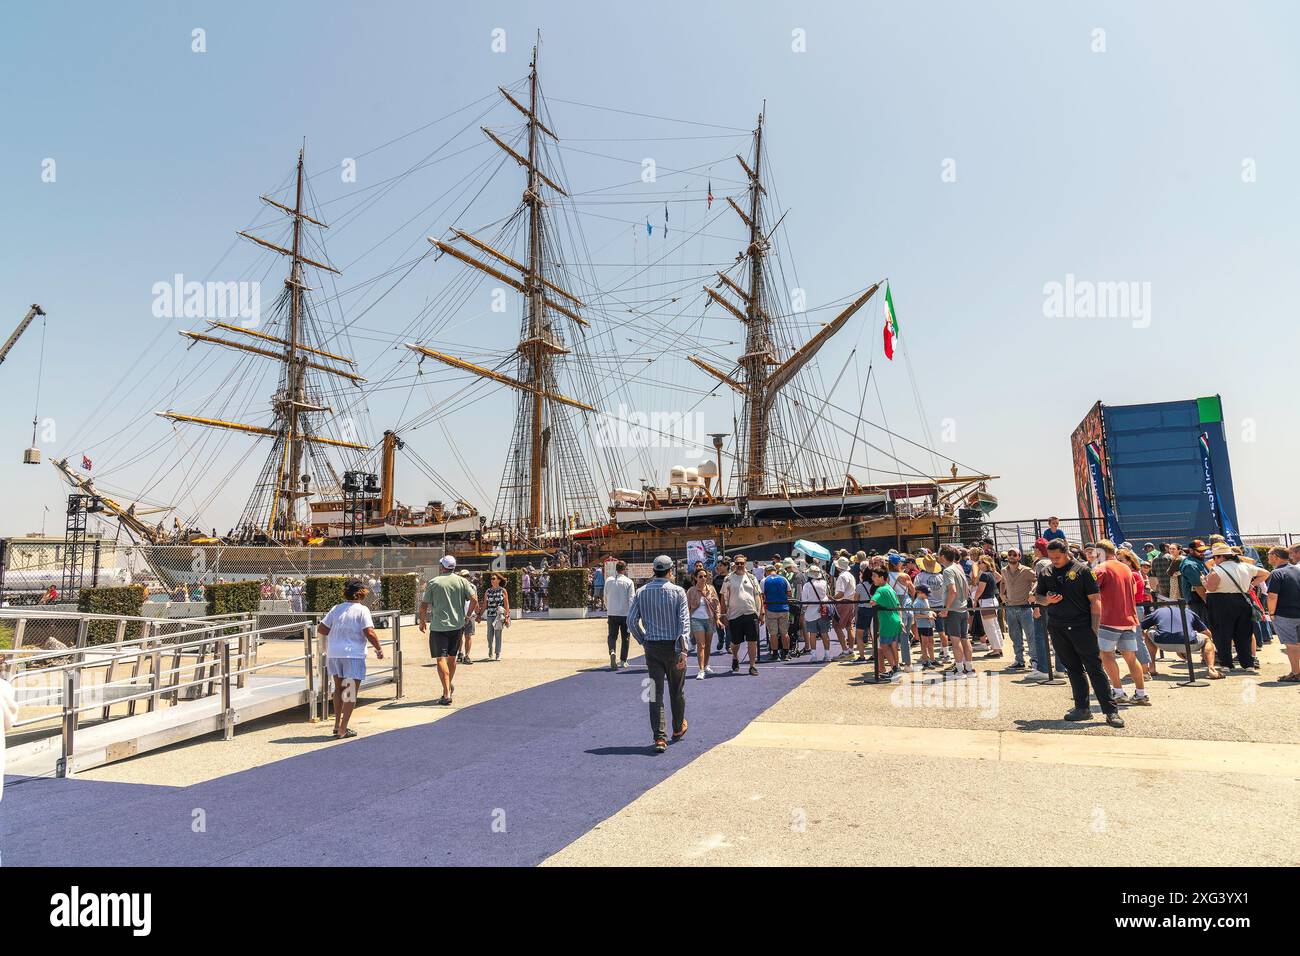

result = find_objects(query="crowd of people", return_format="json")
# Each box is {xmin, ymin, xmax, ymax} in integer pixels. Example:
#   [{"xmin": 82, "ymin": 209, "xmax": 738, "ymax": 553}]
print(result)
[
  {"xmin": 306, "ymin": 526, "xmax": 1300, "ymax": 749},
  {"xmin": 596, "ymin": 525, "xmax": 1300, "ymax": 747}
]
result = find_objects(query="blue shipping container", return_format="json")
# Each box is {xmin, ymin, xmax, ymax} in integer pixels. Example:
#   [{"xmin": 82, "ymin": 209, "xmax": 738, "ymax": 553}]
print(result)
[{"xmin": 1084, "ymin": 396, "xmax": 1241, "ymax": 545}]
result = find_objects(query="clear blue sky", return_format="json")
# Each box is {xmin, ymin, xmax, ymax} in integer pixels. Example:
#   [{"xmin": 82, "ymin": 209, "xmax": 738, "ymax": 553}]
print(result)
[{"xmin": 2, "ymin": 0, "xmax": 1297, "ymax": 538}]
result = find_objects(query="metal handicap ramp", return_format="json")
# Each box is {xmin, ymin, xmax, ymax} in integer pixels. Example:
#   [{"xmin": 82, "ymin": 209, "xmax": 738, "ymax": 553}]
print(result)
[{"xmin": 2, "ymin": 609, "xmax": 404, "ymax": 778}]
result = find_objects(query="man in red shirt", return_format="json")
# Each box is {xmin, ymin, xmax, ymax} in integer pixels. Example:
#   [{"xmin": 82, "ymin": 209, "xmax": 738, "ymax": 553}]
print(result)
[{"xmin": 1093, "ymin": 540, "xmax": 1149, "ymax": 705}]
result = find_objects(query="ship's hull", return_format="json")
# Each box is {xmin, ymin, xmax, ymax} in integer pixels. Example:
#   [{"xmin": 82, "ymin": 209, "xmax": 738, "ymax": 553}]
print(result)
[{"xmin": 131, "ymin": 512, "xmax": 987, "ymax": 585}]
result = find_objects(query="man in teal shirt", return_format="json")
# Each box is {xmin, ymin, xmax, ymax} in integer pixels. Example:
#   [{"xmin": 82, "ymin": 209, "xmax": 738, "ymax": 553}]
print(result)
[
  {"xmin": 1180, "ymin": 540, "xmax": 1211, "ymax": 625},
  {"xmin": 419, "ymin": 555, "xmax": 477, "ymax": 705}
]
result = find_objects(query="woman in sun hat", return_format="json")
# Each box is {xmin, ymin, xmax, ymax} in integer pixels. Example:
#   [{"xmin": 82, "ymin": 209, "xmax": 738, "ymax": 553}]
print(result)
[
  {"xmin": 1204, "ymin": 542, "xmax": 1268, "ymax": 671},
  {"xmin": 831, "ymin": 556, "xmax": 857, "ymax": 658},
  {"xmin": 801, "ymin": 566, "xmax": 835, "ymax": 662}
]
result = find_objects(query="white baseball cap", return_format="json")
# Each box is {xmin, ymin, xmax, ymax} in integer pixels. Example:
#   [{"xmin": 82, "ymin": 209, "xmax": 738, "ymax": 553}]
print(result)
[{"xmin": 440, "ymin": 555, "xmax": 457, "ymax": 570}]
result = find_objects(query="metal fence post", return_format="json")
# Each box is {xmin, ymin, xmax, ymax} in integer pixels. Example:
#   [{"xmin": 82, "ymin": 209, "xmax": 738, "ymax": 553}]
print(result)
[
  {"xmin": 146, "ymin": 621, "xmax": 161, "ymax": 712},
  {"xmin": 60, "ymin": 668, "xmax": 79, "ymax": 777},
  {"xmin": 304, "ymin": 621, "xmax": 316, "ymax": 721},
  {"xmin": 221, "ymin": 639, "xmax": 234, "ymax": 740},
  {"xmin": 319, "ymin": 651, "xmax": 331, "ymax": 722},
  {"xmin": 392, "ymin": 612, "xmax": 403, "ymax": 699}
]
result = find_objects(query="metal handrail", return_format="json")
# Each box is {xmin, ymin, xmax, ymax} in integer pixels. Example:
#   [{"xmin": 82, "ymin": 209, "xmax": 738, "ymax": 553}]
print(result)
[
  {"xmin": 0, "ymin": 613, "xmax": 250, "ymax": 629},
  {"xmin": 5, "ymin": 609, "xmax": 406, "ymax": 776},
  {"xmin": 0, "ymin": 614, "xmax": 259, "ymax": 668}
]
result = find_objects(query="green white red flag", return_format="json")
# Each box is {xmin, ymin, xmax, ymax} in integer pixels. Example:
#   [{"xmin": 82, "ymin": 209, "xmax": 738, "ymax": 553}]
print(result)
[{"xmin": 882, "ymin": 283, "xmax": 899, "ymax": 360}]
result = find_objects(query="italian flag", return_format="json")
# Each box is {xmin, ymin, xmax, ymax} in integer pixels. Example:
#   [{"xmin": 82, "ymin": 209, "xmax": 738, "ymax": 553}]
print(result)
[{"xmin": 882, "ymin": 283, "xmax": 899, "ymax": 360}]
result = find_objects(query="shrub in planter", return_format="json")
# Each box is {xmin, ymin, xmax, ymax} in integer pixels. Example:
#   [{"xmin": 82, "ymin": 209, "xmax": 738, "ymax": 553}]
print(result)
[
  {"xmin": 381, "ymin": 574, "xmax": 418, "ymax": 615},
  {"xmin": 305, "ymin": 576, "xmax": 347, "ymax": 613},
  {"xmin": 206, "ymin": 580, "xmax": 263, "ymax": 617},
  {"xmin": 78, "ymin": 585, "xmax": 147, "ymax": 645},
  {"xmin": 499, "ymin": 568, "xmax": 522, "ymax": 610},
  {"xmin": 546, "ymin": 568, "xmax": 589, "ymax": 609}
]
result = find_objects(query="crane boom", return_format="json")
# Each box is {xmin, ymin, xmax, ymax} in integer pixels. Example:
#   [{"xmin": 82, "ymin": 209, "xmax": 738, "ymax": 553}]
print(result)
[{"xmin": 0, "ymin": 304, "xmax": 45, "ymax": 366}]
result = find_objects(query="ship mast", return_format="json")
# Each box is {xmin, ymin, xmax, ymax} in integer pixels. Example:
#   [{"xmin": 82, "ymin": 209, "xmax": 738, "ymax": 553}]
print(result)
[
  {"xmin": 740, "ymin": 110, "xmax": 769, "ymax": 499},
  {"xmin": 690, "ymin": 110, "xmax": 883, "ymax": 503},
  {"xmin": 407, "ymin": 37, "xmax": 599, "ymax": 543},
  {"xmin": 282, "ymin": 148, "xmax": 309, "ymax": 534},
  {"xmin": 158, "ymin": 148, "xmax": 368, "ymax": 542},
  {"xmin": 524, "ymin": 48, "xmax": 547, "ymax": 532}
]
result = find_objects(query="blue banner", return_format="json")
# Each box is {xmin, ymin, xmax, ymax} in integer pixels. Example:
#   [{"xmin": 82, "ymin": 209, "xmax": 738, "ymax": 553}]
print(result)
[
  {"xmin": 1198, "ymin": 432, "xmax": 1240, "ymax": 546},
  {"xmin": 1086, "ymin": 441, "xmax": 1126, "ymax": 544}
]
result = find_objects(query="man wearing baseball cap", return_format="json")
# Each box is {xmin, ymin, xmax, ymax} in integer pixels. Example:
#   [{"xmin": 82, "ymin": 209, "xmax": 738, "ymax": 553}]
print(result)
[
  {"xmin": 418, "ymin": 554, "xmax": 478, "ymax": 705},
  {"xmin": 1180, "ymin": 540, "xmax": 1211, "ymax": 627},
  {"xmin": 627, "ymin": 555, "xmax": 690, "ymax": 753}
]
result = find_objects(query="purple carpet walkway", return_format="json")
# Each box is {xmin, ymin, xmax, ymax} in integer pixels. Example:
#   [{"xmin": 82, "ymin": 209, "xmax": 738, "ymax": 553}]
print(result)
[{"xmin": 2, "ymin": 655, "xmax": 821, "ymax": 866}]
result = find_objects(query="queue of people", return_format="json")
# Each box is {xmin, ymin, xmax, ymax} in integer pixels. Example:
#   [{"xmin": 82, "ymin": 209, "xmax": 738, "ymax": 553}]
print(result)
[{"xmin": 311, "ymin": 529, "xmax": 1300, "ymax": 749}]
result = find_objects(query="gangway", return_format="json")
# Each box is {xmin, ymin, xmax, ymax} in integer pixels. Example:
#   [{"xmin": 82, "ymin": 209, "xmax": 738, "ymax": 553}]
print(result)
[{"xmin": 1, "ymin": 607, "xmax": 403, "ymax": 778}]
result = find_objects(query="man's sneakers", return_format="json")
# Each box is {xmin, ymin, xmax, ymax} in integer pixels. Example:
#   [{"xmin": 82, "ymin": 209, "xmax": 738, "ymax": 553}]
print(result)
[
  {"xmin": 1005, "ymin": 661, "xmax": 1026, "ymax": 671},
  {"xmin": 618, "ymin": 660, "xmax": 629, "ymax": 669},
  {"xmin": 1063, "ymin": 706, "xmax": 1126, "ymax": 728},
  {"xmin": 731, "ymin": 657, "xmax": 740, "ymax": 673},
  {"xmin": 610, "ymin": 653, "xmax": 618, "ymax": 672},
  {"xmin": 654, "ymin": 737, "xmax": 668, "ymax": 753},
  {"xmin": 1125, "ymin": 693, "xmax": 1152, "ymax": 706},
  {"xmin": 671, "ymin": 719, "xmax": 689, "ymax": 743},
  {"xmin": 695, "ymin": 669, "xmax": 707, "ymax": 680}
]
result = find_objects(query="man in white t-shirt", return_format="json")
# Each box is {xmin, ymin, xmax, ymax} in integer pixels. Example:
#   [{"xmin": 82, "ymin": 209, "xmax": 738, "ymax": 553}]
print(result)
[
  {"xmin": 938, "ymin": 545, "xmax": 974, "ymax": 676},
  {"xmin": 832, "ymin": 557, "xmax": 857, "ymax": 659},
  {"xmin": 318, "ymin": 578, "xmax": 384, "ymax": 739},
  {"xmin": 720, "ymin": 555, "xmax": 763, "ymax": 675}
]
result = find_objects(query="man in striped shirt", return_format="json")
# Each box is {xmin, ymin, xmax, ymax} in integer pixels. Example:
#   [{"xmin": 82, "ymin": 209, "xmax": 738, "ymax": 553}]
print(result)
[{"xmin": 627, "ymin": 554, "xmax": 690, "ymax": 753}]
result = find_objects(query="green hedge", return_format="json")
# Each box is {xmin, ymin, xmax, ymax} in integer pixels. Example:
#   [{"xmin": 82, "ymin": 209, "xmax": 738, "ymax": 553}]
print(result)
[
  {"xmin": 206, "ymin": 580, "xmax": 262, "ymax": 616},
  {"xmin": 502, "ymin": 568, "xmax": 522, "ymax": 609},
  {"xmin": 547, "ymin": 567, "xmax": 588, "ymax": 608},
  {"xmin": 382, "ymin": 574, "xmax": 418, "ymax": 615},
  {"xmin": 305, "ymin": 576, "xmax": 347, "ymax": 613},
  {"xmin": 78, "ymin": 585, "xmax": 147, "ymax": 645}
]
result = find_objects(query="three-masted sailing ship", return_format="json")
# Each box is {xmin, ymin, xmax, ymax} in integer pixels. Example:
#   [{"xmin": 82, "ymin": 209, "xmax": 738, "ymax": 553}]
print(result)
[{"xmin": 51, "ymin": 39, "xmax": 998, "ymax": 579}]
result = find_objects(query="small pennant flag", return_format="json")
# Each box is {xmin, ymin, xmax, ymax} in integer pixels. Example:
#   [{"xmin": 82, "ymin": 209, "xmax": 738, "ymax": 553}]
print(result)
[
  {"xmin": 707, "ymin": 179, "xmax": 714, "ymax": 209},
  {"xmin": 882, "ymin": 283, "xmax": 899, "ymax": 360},
  {"xmin": 82, "ymin": 454, "xmax": 93, "ymax": 471},
  {"xmin": 645, "ymin": 217, "xmax": 652, "ymax": 237}
]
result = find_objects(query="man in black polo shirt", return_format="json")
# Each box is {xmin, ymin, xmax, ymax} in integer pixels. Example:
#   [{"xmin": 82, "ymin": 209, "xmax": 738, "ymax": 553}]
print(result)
[{"xmin": 1035, "ymin": 539, "xmax": 1124, "ymax": 728}]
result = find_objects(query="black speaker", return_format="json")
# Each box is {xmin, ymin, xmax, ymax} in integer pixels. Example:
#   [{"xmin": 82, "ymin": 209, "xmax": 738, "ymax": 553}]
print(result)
[{"xmin": 957, "ymin": 507, "xmax": 984, "ymax": 546}]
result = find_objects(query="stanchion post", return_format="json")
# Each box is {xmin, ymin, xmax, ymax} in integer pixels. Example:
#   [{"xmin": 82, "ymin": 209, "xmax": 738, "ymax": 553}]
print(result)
[
  {"xmin": 1039, "ymin": 608, "xmax": 1064, "ymax": 684},
  {"xmin": 1177, "ymin": 599, "xmax": 1202, "ymax": 687}
]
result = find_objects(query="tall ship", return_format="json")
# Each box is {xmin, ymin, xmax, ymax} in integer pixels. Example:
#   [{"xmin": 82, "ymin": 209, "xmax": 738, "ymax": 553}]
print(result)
[{"xmin": 45, "ymin": 37, "xmax": 996, "ymax": 583}]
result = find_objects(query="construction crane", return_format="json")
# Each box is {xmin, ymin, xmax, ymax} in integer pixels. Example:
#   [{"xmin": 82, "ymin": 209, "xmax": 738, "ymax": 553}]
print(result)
[{"xmin": 0, "ymin": 304, "xmax": 45, "ymax": 366}]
